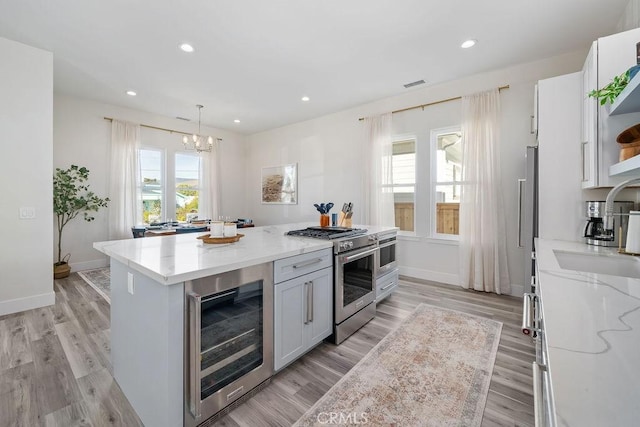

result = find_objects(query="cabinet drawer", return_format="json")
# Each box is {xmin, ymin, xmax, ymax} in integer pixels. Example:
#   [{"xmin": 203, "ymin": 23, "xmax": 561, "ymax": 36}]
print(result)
[
  {"xmin": 274, "ymin": 248, "xmax": 332, "ymax": 284},
  {"xmin": 376, "ymin": 269, "xmax": 399, "ymax": 303}
]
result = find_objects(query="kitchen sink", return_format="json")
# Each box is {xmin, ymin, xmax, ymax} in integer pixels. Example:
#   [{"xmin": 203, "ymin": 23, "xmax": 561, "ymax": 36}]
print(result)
[{"xmin": 553, "ymin": 250, "xmax": 640, "ymax": 279}]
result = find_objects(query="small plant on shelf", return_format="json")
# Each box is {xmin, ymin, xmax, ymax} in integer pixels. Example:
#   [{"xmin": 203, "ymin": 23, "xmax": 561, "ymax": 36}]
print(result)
[
  {"xmin": 53, "ymin": 165, "xmax": 109, "ymax": 278},
  {"xmin": 588, "ymin": 70, "xmax": 630, "ymax": 105}
]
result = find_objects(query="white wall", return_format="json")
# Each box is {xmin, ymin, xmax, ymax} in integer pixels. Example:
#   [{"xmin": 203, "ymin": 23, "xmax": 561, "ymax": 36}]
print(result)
[
  {"xmin": 53, "ymin": 95, "xmax": 248, "ymax": 271},
  {"xmin": 246, "ymin": 50, "xmax": 590, "ymax": 296},
  {"xmin": 0, "ymin": 38, "xmax": 54, "ymax": 315}
]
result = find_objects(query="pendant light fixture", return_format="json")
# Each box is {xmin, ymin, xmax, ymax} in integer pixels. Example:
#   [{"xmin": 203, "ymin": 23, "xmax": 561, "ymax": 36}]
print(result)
[{"xmin": 182, "ymin": 104, "xmax": 219, "ymax": 153}]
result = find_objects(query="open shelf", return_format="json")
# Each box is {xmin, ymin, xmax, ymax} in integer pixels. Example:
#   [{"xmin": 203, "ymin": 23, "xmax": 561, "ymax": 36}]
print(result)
[
  {"xmin": 610, "ymin": 72, "xmax": 640, "ymax": 116},
  {"xmin": 609, "ymin": 155, "xmax": 640, "ymax": 176}
]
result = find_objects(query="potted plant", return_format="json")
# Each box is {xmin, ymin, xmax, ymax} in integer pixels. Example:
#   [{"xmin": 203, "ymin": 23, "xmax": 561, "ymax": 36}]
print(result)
[
  {"xmin": 588, "ymin": 69, "xmax": 631, "ymax": 105},
  {"xmin": 53, "ymin": 165, "xmax": 109, "ymax": 279}
]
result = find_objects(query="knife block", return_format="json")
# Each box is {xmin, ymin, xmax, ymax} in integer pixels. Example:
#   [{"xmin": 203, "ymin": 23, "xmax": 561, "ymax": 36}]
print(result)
[{"xmin": 338, "ymin": 211, "xmax": 352, "ymax": 228}]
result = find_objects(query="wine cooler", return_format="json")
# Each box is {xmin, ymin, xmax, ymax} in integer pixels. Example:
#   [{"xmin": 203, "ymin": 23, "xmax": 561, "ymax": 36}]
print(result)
[{"xmin": 184, "ymin": 263, "xmax": 273, "ymax": 427}]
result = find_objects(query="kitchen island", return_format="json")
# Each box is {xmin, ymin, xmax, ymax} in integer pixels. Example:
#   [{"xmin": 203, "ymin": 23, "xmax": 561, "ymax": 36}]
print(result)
[
  {"xmin": 535, "ymin": 239, "xmax": 640, "ymax": 426},
  {"xmin": 93, "ymin": 223, "xmax": 394, "ymax": 427}
]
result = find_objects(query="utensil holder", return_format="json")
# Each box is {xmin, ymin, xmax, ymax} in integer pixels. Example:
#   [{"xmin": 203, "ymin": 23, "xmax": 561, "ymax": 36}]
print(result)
[
  {"xmin": 320, "ymin": 214, "xmax": 330, "ymax": 227},
  {"xmin": 338, "ymin": 211, "xmax": 352, "ymax": 228}
]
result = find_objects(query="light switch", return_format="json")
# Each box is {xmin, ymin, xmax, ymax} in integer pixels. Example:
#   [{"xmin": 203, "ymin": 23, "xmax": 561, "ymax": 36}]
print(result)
[
  {"xmin": 127, "ymin": 272, "xmax": 135, "ymax": 295},
  {"xmin": 19, "ymin": 207, "xmax": 36, "ymax": 219}
]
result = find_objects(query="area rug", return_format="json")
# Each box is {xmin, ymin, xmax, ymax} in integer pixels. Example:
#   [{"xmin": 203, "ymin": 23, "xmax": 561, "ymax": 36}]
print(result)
[
  {"xmin": 293, "ymin": 304, "xmax": 502, "ymax": 427},
  {"xmin": 77, "ymin": 267, "xmax": 111, "ymax": 304}
]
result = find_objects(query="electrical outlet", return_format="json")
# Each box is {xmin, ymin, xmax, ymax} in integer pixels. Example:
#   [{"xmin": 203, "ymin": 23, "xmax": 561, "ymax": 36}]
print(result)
[
  {"xmin": 127, "ymin": 272, "xmax": 135, "ymax": 295},
  {"xmin": 19, "ymin": 207, "xmax": 36, "ymax": 219}
]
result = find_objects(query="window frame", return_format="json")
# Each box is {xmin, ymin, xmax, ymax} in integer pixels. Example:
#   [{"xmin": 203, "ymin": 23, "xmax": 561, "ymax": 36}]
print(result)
[
  {"xmin": 386, "ymin": 134, "xmax": 417, "ymax": 235},
  {"xmin": 430, "ymin": 125, "xmax": 463, "ymax": 241},
  {"xmin": 174, "ymin": 152, "xmax": 203, "ymax": 222},
  {"xmin": 138, "ymin": 146, "xmax": 166, "ymax": 225}
]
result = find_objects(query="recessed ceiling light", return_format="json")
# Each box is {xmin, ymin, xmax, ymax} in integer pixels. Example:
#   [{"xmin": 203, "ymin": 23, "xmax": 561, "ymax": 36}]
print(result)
[
  {"xmin": 126, "ymin": 90, "xmax": 137, "ymax": 96},
  {"xmin": 234, "ymin": 119, "xmax": 240, "ymax": 123},
  {"xmin": 301, "ymin": 96, "xmax": 310, "ymax": 102},
  {"xmin": 180, "ymin": 43, "xmax": 194, "ymax": 53},
  {"xmin": 461, "ymin": 39, "xmax": 477, "ymax": 49}
]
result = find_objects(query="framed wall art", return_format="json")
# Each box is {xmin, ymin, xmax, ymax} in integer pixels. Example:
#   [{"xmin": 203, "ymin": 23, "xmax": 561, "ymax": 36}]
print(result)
[{"xmin": 261, "ymin": 163, "xmax": 297, "ymax": 204}]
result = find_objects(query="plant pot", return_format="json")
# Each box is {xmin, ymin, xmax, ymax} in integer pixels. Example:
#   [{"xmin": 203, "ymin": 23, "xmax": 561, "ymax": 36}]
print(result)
[{"xmin": 54, "ymin": 262, "xmax": 71, "ymax": 279}]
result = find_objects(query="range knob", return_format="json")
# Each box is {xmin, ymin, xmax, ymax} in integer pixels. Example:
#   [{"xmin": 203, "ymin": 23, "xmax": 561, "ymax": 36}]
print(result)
[
  {"xmin": 368, "ymin": 234, "xmax": 378, "ymax": 241},
  {"xmin": 348, "ymin": 241, "xmax": 354, "ymax": 249}
]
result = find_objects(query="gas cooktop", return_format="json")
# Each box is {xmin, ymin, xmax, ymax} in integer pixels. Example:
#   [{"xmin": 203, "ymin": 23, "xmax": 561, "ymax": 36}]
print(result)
[{"xmin": 286, "ymin": 227, "xmax": 367, "ymax": 240}]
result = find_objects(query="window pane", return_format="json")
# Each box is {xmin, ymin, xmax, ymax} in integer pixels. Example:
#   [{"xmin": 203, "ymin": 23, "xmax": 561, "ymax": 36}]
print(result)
[
  {"xmin": 392, "ymin": 139, "xmax": 415, "ymax": 232},
  {"xmin": 436, "ymin": 132, "xmax": 462, "ymax": 183},
  {"xmin": 435, "ymin": 185, "xmax": 460, "ymax": 235},
  {"xmin": 140, "ymin": 149, "xmax": 163, "ymax": 224},
  {"xmin": 176, "ymin": 153, "xmax": 201, "ymax": 221}
]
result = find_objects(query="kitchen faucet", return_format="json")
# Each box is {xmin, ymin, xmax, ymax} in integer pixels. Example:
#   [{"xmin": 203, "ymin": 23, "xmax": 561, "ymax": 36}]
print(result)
[{"xmin": 601, "ymin": 176, "xmax": 640, "ymax": 239}]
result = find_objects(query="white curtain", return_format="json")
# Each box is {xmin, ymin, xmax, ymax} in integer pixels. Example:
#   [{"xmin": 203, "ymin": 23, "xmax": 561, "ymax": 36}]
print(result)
[
  {"xmin": 199, "ymin": 139, "xmax": 222, "ymax": 221},
  {"xmin": 362, "ymin": 113, "xmax": 395, "ymax": 226},
  {"xmin": 108, "ymin": 120, "xmax": 140, "ymax": 240},
  {"xmin": 459, "ymin": 89, "xmax": 511, "ymax": 294}
]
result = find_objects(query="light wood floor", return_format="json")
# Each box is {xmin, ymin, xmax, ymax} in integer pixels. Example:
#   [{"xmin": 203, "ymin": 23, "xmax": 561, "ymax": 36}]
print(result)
[{"xmin": 0, "ymin": 274, "xmax": 534, "ymax": 427}]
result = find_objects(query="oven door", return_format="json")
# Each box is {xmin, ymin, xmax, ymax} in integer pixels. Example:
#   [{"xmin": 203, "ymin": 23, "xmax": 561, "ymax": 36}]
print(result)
[
  {"xmin": 377, "ymin": 235, "xmax": 397, "ymax": 277},
  {"xmin": 184, "ymin": 263, "xmax": 273, "ymax": 427},
  {"xmin": 335, "ymin": 245, "xmax": 377, "ymax": 324}
]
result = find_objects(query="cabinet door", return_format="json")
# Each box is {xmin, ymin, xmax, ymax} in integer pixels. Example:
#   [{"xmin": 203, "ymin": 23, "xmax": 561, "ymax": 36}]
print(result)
[
  {"xmin": 306, "ymin": 267, "xmax": 333, "ymax": 348},
  {"xmin": 532, "ymin": 83, "xmax": 539, "ymax": 139},
  {"xmin": 582, "ymin": 41, "xmax": 598, "ymax": 189},
  {"xmin": 597, "ymin": 28, "xmax": 640, "ymax": 187},
  {"xmin": 274, "ymin": 277, "xmax": 306, "ymax": 371}
]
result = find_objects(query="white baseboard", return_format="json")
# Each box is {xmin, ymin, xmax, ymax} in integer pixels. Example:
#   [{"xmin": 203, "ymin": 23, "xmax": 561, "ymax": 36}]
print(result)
[
  {"xmin": 509, "ymin": 283, "xmax": 525, "ymax": 298},
  {"xmin": 0, "ymin": 291, "xmax": 56, "ymax": 316},
  {"xmin": 399, "ymin": 266, "xmax": 526, "ymax": 298},
  {"xmin": 399, "ymin": 266, "xmax": 459, "ymax": 286},
  {"xmin": 70, "ymin": 257, "xmax": 109, "ymax": 272}
]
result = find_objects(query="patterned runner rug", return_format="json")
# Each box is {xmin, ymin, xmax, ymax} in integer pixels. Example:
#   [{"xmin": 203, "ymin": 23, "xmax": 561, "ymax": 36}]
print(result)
[
  {"xmin": 77, "ymin": 267, "xmax": 111, "ymax": 304},
  {"xmin": 294, "ymin": 304, "xmax": 502, "ymax": 427}
]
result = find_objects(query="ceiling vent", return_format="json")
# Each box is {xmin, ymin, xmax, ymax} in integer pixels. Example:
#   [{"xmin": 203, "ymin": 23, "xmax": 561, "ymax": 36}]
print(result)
[
  {"xmin": 176, "ymin": 116, "xmax": 191, "ymax": 121},
  {"xmin": 403, "ymin": 79, "xmax": 426, "ymax": 89}
]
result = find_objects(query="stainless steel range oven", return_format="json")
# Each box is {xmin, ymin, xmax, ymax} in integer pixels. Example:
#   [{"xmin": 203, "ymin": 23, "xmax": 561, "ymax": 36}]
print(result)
[
  {"xmin": 376, "ymin": 230, "xmax": 397, "ymax": 276},
  {"xmin": 333, "ymin": 234, "xmax": 378, "ymax": 344},
  {"xmin": 184, "ymin": 263, "xmax": 273, "ymax": 427}
]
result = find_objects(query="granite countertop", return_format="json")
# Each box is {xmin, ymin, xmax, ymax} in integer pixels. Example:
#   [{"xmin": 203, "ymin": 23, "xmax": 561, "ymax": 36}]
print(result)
[
  {"xmin": 535, "ymin": 238, "xmax": 640, "ymax": 427},
  {"xmin": 93, "ymin": 223, "xmax": 397, "ymax": 285}
]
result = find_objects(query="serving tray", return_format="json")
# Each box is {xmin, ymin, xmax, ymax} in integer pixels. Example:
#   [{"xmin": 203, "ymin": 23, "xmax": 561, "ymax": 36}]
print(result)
[{"xmin": 197, "ymin": 233, "xmax": 244, "ymax": 244}]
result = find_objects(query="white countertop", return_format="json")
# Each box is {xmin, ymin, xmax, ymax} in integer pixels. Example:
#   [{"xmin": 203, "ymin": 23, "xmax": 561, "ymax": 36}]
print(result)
[
  {"xmin": 535, "ymin": 238, "xmax": 640, "ymax": 427},
  {"xmin": 93, "ymin": 223, "xmax": 396, "ymax": 285}
]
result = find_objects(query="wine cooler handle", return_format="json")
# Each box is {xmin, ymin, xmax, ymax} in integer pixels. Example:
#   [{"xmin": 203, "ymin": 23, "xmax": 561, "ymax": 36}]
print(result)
[{"xmin": 188, "ymin": 291, "xmax": 202, "ymax": 419}]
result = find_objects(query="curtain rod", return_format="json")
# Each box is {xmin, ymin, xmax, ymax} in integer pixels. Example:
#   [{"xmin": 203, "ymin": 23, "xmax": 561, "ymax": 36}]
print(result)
[
  {"xmin": 103, "ymin": 117, "xmax": 192, "ymax": 136},
  {"xmin": 357, "ymin": 85, "xmax": 510, "ymax": 121}
]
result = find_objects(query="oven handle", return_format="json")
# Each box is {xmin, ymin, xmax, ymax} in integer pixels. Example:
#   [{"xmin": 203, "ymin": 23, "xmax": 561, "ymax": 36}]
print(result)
[
  {"xmin": 378, "ymin": 240, "xmax": 396, "ymax": 250},
  {"xmin": 342, "ymin": 246, "xmax": 378, "ymax": 263},
  {"xmin": 187, "ymin": 291, "xmax": 202, "ymax": 420}
]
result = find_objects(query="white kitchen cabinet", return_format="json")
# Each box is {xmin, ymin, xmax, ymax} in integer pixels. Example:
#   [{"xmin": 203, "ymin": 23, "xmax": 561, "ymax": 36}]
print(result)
[
  {"xmin": 273, "ymin": 266, "xmax": 332, "ymax": 372},
  {"xmin": 581, "ymin": 28, "xmax": 640, "ymax": 188},
  {"xmin": 581, "ymin": 41, "xmax": 598, "ymax": 189},
  {"xmin": 537, "ymin": 72, "xmax": 584, "ymax": 241}
]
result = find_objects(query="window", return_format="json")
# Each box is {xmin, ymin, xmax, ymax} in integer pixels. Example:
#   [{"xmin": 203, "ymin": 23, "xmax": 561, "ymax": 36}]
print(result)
[
  {"xmin": 139, "ymin": 148, "xmax": 164, "ymax": 224},
  {"xmin": 175, "ymin": 153, "xmax": 201, "ymax": 222},
  {"xmin": 432, "ymin": 127, "xmax": 462, "ymax": 237},
  {"xmin": 389, "ymin": 138, "xmax": 416, "ymax": 232}
]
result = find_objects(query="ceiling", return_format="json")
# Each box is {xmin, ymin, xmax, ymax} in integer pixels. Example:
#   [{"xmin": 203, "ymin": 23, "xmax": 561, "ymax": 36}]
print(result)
[{"xmin": 0, "ymin": 0, "xmax": 630, "ymax": 134}]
